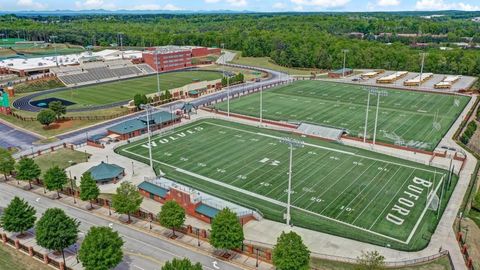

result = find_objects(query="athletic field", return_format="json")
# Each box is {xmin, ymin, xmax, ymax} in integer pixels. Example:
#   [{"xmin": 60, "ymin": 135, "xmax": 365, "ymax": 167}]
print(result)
[
  {"xmin": 117, "ymin": 119, "xmax": 457, "ymax": 250},
  {"xmin": 33, "ymin": 70, "xmax": 222, "ymax": 109},
  {"xmin": 212, "ymin": 80, "xmax": 470, "ymax": 151}
]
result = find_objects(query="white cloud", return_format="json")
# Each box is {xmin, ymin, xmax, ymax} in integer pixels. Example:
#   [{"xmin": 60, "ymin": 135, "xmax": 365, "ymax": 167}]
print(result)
[
  {"xmin": 226, "ymin": 0, "xmax": 248, "ymax": 7},
  {"xmin": 273, "ymin": 2, "xmax": 287, "ymax": 9},
  {"xmin": 377, "ymin": 0, "xmax": 400, "ymax": 7},
  {"xmin": 415, "ymin": 0, "xmax": 479, "ymax": 11},
  {"xmin": 290, "ymin": 0, "xmax": 350, "ymax": 9},
  {"xmin": 74, "ymin": 0, "xmax": 116, "ymax": 9},
  {"xmin": 163, "ymin": 4, "xmax": 183, "ymax": 10},
  {"xmin": 17, "ymin": 0, "xmax": 47, "ymax": 9},
  {"xmin": 203, "ymin": 0, "xmax": 247, "ymax": 7}
]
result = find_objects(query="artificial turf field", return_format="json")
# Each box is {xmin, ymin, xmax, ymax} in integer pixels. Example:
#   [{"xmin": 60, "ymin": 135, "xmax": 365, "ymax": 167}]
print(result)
[
  {"xmin": 116, "ymin": 119, "xmax": 457, "ymax": 250},
  {"xmin": 32, "ymin": 70, "xmax": 222, "ymax": 109},
  {"xmin": 212, "ymin": 80, "xmax": 470, "ymax": 151}
]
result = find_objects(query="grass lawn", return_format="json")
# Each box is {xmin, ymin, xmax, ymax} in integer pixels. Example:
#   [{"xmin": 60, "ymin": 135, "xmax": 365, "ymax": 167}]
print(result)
[
  {"xmin": 310, "ymin": 254, "xmax": 452, "ymax": 270},
  {"xmin": 34, "ymin": 148, "xmax": 90, "ymax": 173},
  {"xmin": 231, "ymin": 54, "xmax": 319, "ymax": 76},
  {"xmin": 116, "ymin": 119, "xmax": 457, "ymax": 251},
  {"xmin": 212, "ymin": 80, "xmax": 470, "ymax": 151},
  {"xmin": 0, "ymin": 243, "xmax": 51, "ymax": 270},
  {"xmin": 14, "ymin": 78, "xmax": 65, "ymax": 93},
  {"xmin": 32, "ymin": 70, "xmax": 222, "ymax": 109}
]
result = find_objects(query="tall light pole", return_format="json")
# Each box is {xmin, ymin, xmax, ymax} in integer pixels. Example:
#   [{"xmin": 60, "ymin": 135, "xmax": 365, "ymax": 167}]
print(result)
[
  {"xmin": 140, "ymin": 104, "xmax": 154, "ymax": 169},
  {"xmin": 363, "ymin": 88, "xmax": 372, "ymax": 143},
  {"xmin": 419, "ymin": 52, "xmax": 427, "ymax": 86},
  {"xmin": 342, "ymin": 49, "xmax": 349, "ymax": 78},
  {"xmin": 221, "ymin": 43, "xmax": 230, "ymax": 117},
  {"xmin": 279, "ymin": 137, "xmax": 304, "ymax": 226},
  {"xmin": 155, "ymin": 48, "xmax": 161, "ymax": 99},
  {"xmin": 50, "ymin": 35, "xmax": 58, "ymax": 66},
  {"xmin": 260, "ymin": 81, "xmax": 263, "ymax": 125},
  {"xmin": 370, "ymin": 89, "xmax": 388, "ymax": 145}
]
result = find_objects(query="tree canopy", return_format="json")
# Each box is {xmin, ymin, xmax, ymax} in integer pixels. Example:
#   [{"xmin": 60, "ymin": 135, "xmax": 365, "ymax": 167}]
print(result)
[
  {"xmin": 79, "ymin": 171, "xmax": 100, "ymax": 209},
  {"xmin": 1, "ymin": 13, "xmax": 480, "ymax": 77},
  {"xmin": 272, "ymin": 231, "xmax": 310, "ymax": 270},
  {"xmin": 37, "ymin": 109, "xmax": 56, "ymax": 127},
  {"xmin": 210, "ymin": 208, "xmax": 244, "ymax": 250},
  {"xmin": 0, "ymin": 196, "xmax": 36, "ymax": 235},
  {"xmin": 111, "ymin": 181, "xmax": 143, "ymax": 223},
  {"xmin": 0, "ymin": 148, "xmax": 15, "ymax": 181},
  {"xmin": 133, "ymin": 94, "xmax": 148, "ymax": 109},
  {"xmin": 78, "ymin": 226, "xmax": 124, "ymax": 270},
  {"xmin": 161, "ymin": 258, "xmax": 202, "ymax": 270},
  {"xmin": 356, "ymin": 250, "xmax": 386, "ymax": 270},
  {"xmin": 35, "ymin": 208, "xmax": 79, "ymax": 265},
  {"xmin": 16, "ymin": 157, "xmax": 41, "ymax": 189},
  {"xmin": 157, "ymin": 200, "xmax": 185, "ymax": 236},
  {"xmin": 48, "ymin": 101, "xmax": 67, "ymax": 119},
  {"xmin": 43, "ymin": 166, "xmax": 68, "ymax": 198}
]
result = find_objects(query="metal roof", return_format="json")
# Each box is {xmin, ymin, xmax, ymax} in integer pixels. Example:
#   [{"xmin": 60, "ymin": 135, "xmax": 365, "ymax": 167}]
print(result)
[
  {"xmin": 108, "ymin": 111, "xmax": 179, "ymax": 135},
  {"xmin": 87, "ymin": 162, "xmax": 124, "ymax": 182},
  {"xmin": 195, "ymin": 204, "xmax": 220, "ymax": 218},
  {"xmin": 138, "ymin": 181, "xmax": 169, "ymax": 198}
]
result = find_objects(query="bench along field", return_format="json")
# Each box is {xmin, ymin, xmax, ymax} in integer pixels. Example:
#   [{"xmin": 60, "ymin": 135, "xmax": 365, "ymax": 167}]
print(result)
[
  {"xmin": 31, "ymin": 70, "xmax": 222, "ymax": 109},
  {"xmin": 212, "ymin": 80, "xmax": 470, "ymax": 151},
  {"xmin": 116, "ymin": 119, "xmax": 457, "ymax": 251}
]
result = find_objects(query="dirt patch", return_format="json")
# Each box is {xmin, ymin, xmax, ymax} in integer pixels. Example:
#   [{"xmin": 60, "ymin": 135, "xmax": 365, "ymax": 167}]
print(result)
[{"xmin": 42, "ymin": 119, "xmax": 75, "ymax": 131}]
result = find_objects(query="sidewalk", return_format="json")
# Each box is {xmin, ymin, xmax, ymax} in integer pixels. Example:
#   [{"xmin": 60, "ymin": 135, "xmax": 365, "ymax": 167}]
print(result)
[{"xmin": 6, "ymin": 180, "xmax": 273, "ymax": 270}]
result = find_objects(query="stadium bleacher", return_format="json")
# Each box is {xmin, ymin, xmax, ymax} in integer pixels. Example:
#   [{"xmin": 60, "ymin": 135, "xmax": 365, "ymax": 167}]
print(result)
[
  {"xmin": 297, "ymin": 123, "xmax": 346, "ymax": 141},
  {"xmin": 51, "ymin": 60, "xmax": 151, "ymax": 86}
]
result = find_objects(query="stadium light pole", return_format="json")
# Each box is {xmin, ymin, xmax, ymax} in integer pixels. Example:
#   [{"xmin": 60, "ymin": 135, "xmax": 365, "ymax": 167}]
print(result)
[
  {"xmin": 140, "ymin": 104, "xmax": 154, "ymax": 169},
  {"xmin": 155, "ymin": 48, "xmax": 161, "ymax": 99},
  {"xmin": 341, "ymin": 49, "xmax": 349, "ymax": 78},
  {"xmin": 50, "ymin": 35, "xmax": 58, "ymax": 66},
  {"xmin": 371, "ymin": 89, "xmax": 388, "ymax": 145},
  {"xmin": 279, "ymin": 137, "xmax": 304, "ymax": 226},
  {"xmin": 419, "ymin": 52, "xmax": 427, "ymax": 86},
  {"xmin": 260, "ymin": 81, "xmax": 263, "ymax": 125},
  {"xmin": 362, "ymin": 88, "xmax": 372, "ymax": 143}
]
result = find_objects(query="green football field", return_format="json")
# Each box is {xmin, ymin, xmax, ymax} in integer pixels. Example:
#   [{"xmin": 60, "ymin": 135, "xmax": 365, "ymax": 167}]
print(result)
[
  {"xmin": 33, "ymin": 70, "xmax": 222, "ymax": 108},
  {"xmin": 212, "ymin": 80, "xmax": 470, "ymax": 151},
  {"xmin": 116, "ymin": 119, "xmax": 457, "ymax": 250}
]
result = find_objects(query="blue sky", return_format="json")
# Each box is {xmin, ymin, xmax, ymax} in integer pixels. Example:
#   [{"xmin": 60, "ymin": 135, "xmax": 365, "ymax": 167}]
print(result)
[{"xmin": 2, "ymin": 0, "xmax": 479, "ymax": 12}]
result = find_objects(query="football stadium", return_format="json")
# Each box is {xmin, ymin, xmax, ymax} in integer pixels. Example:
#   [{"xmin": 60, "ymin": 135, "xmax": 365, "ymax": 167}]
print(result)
[
  {"xmin": 117, "ymin": 119, "xmax": 458, "ymax": 251},
  {"xmin": 212, "ymin": 80, "xmax": 470, "ymax": 151}
]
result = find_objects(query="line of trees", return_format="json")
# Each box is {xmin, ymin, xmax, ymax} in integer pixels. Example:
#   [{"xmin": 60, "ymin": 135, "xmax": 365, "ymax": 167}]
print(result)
[
  {"xmin": 1, "ymin": 13, "xmax": 480, "ymax": 76},
  {"xmin": 0, "ymin": 197, "xmax": 124, "ymax": 270},
  {"xmin": 37, "ymin": 101, "xmax": 67, "ymax": 127}
]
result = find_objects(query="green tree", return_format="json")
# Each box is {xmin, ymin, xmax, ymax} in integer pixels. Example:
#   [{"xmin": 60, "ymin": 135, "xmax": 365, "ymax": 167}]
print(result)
[
  {"xmin": 272, "ymin": 231, "xmax": 310, "ymax": 270},
  {"xmin": 157, "ymin": 200, "xmax": 185, "ymax": 236},
  {"xmin": 355, "ymin": 250, "xmax": 385, "ymax": 270},
  {"xmin": 210, "ymin": 208, "xmax": 244, "ymax": 251},
  {"xmin": 164, "ymin": 89, "xmax": 172, "ymax": 100},
  {"xmin": 16, "ymin": 157, "xmax": 41, "ymax": 189},
  {"xmin": 111, "ymin": 181, "xmax": 143, "ymax": 223},
  {"xmin": 161, "ymin": 258, "xmax": 202, "ymax": 270},
  {"xmin": 43, "ymin": 166, "xmax": 68, "ymax": 199},
  {"xmin": 79, "ymin": 172, "xmax": 100, "ymax": 210},
  {"xmin": 35, "ymin": 208, "xmax": 79, "ymax": 266},
  {"xmin": 133, "ymin": 94, "xmax": 148, "ymax": 109},
  {"xmin": 78, "ymin": 226, "xmax": 124, "ymax": 270},
  {"xmin": 0, "ymin": 148, "xmax": 15, "ymax": 181},
  {"xmin": 37, "ymin": 109, "xmax": 56, "ymax": 127},
  {"xmin": 0, "ymin": 196, "xmax": 36, "ymax": 236},
  {"xmin": 48, "ymin": 101, "xmax": 66, "ymax": 119}
]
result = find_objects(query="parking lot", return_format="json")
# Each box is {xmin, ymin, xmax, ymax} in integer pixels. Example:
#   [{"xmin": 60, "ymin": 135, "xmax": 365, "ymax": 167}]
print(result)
[{"xmin": 328, "ymin": 69, "xmax": 477, "ymax": 93}]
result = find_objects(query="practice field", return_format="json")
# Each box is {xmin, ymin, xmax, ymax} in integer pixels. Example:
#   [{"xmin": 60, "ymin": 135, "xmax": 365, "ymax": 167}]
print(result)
[
  {"xmin": 212, "ymin": 80, "xmax": 470, "ymax": 151},
  {"xmin": 117, "ymin": 119, "xmax": 457, "ymax": 250},
  {"xmin": 32, "ymin": 70, "xmax": 222, "ymax": 109}
]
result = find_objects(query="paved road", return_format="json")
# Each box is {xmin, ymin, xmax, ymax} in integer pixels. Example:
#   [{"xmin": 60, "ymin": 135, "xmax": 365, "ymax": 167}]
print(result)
[
  {"xmin": 0, "ymin": 183, "xmax": 243, "ymax": 270},
  {"xmin": 0, "ymin": 120, "xmax": 40, "ymax": 150}
]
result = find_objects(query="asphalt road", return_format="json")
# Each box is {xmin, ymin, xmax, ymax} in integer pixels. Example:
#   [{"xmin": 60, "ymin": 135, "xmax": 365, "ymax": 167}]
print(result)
[{"xmin": 0, "ymin": 183, "xmax": 244, "ymax": 270}]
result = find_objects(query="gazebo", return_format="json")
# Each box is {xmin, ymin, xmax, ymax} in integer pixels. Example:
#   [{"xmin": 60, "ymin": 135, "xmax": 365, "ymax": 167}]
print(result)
[{"xmin": 86, "ymin": 162, "xmax": 125, "ymax": 184}]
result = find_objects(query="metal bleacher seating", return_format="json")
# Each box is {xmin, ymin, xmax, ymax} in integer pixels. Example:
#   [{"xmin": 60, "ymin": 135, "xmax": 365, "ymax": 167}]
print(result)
[{"xmin": 53, "ymin": 60, "xmax": 151, "ymax": 86}]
